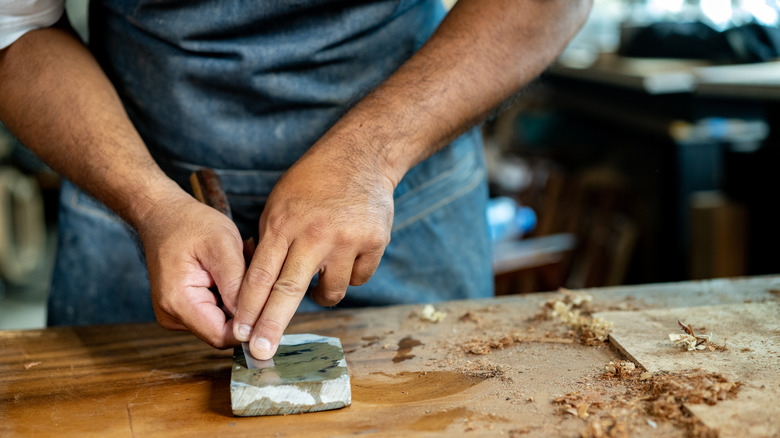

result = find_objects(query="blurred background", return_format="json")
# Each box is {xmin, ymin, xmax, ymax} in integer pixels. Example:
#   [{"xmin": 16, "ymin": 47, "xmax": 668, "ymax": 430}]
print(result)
[
  {"xmin": 1, "ymin": 0, "xmax": 779, "ymax": 328},
  {"xmin": 487, "ymin": 0, "xmax": 780, "ymax": 295}
]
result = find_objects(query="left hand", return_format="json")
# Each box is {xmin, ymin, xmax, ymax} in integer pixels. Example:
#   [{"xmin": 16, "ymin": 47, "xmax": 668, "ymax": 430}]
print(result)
[{"xmin": 137, "ymin": 192, "xmax": 247, "ymax": 349}]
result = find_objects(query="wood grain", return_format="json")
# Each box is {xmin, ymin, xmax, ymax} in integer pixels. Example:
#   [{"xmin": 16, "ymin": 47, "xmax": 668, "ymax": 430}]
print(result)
[{"xmin": 2, "ymin": 276, "xmax": 779, "ymax": 437}]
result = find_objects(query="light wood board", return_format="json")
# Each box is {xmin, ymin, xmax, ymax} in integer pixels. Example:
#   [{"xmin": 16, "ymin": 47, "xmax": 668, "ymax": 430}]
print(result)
[{"xmin": 596, "ymin": 302, "xmax": 780, "ymax": 437}]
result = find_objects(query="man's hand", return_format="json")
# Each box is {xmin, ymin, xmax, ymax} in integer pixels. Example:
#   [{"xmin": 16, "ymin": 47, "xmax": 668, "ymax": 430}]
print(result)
[
  {"xmin": 1, "ymin": 0, "xmax": 590, "ymax": 358},
  {"xmin": 233, "ymin": 145, "xmax": 395, "ymax": 360},
  {"xmin": 137, "ymin": 194, "xmax": 247, "ymax": 349},
  {"xmin": 227, "ymin": 0, "xmax": 592, "ymax": 360}
]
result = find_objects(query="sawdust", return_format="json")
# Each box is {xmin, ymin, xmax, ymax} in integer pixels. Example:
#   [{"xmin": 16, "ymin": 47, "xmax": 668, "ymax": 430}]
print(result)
[
  {"xmin": 553, "ymin": 359, "xmax": 741, "ymax": 438},
  {"xmin": 460, "ymin": 330, "xmax": 574, "ymax": 355},
  {"xmin": 459, "ymin": 311, "xmax": 482, "ymax": 325},
  {"xmin": 462, "ymin": 332, "xmax": 523, "ymax": 355},
  {"xmin": 507, "ymin": 425, "xmax": 540, "ymax": 436},
  {"xmin": 553, "ymin": 390, "xmax": 606, "ymax": 419},
  {"xmin": 534, "ymin": 288, "xmax": 614, "ymax": 346},
  {"xmin": 423, "ymin": 291, "xmax": 739, "ymax": 437},
  {"xmin": 646, "ymin": 370, "xmax": 740, "ymax": 406},
  {"xmin": 457, "ymin": 359, "xmax": 509, "ymax": 380},
  {"xmin": 603, "ymin": 360, "xmax": 637, "ymax": 379}
]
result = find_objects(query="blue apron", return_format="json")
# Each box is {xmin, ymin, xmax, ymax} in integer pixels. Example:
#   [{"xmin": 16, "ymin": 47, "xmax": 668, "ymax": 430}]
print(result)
[{"xmin": 48, "ymin": 0, "xmax": 492, "ymax": 326}]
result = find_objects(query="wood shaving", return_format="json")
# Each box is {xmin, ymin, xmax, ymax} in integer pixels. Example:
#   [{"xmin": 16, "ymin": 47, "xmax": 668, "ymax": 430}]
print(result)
[
  {"xmin": 420, "ymin": 304, "xmax": 446, "ymax": 323},
  {"xmin": 603, "ymin": 361, "xmax": 638, "ymax": 379},
  {"xmin": 564, "ymin": 362, "xmax": 741, "ymax": 438},
  {"xmin": 646, "ymin": 370, "xmax": 740, "ymax": 406},
  {"xmin": 582, "ymin": 416, "xmax": 631, "ymax": 438},
  {"xmin": 553, "ymin": 390, "xmax": 605, "ymax": 419},
  {"xmin": 669, "ymin": 319, "xmax": 722, "ymax": 351},
  {"xmin": 538, "ymin": 291, "xmax": 613, "ymax": 345},
  {"xmin": 669, "ymin": 333, "xmax": 707, "ymax": 351}
]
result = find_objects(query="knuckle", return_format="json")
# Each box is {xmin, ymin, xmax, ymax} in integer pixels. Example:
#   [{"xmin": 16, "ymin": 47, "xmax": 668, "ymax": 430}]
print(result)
[
  {"xmin": 264, "ymin": 214, "xmax": 289, "ymax": 238},
  {"xmin": 350, "ymin": 274, "xmax": 370, "ymax": 286},
  {"xmin": 222, "ymin": 274, "xmax": 244, "ymax": 294},
  {"xmin": 271, "ymin": 278, "xmax": 306, "ymax": 299},
  {"xmin": 255, "ymin": 317, "xmax": 285, "ymax": 335},
  {"xmin": 354, "ymin": 223, "xmax": 390, "ymax": 249},
  {"xmin": 367, "ymin": 234, "xmax": 389, "ymax": 252},
  {"xmin": 321, "ymin": 289, "xmax": 346, "ymax": 305},
  {"xmin": 245, "ymin": 266, "xmax": 276, "ymax": 287},
  {"xmin": 350, "ymin": 256, "xmax": 380, "ymax": 286},
  {"xmin": 350, "ymin": 267, "xmax": 375, "ymax": 285},
  {"xmin": 302, "ymin": 221, "xmax": 327, "ymax": 242}
]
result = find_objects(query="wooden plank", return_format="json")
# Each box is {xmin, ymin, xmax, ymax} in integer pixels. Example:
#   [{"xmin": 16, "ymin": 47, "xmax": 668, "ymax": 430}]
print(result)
[
  {"xmin": 0, "ymin": 297, "xmax": 617, "ymax": 437},
  {"xmin": 596, "ymin": 302, "xmax": 780, "ymax": 437},
  {"xmin": 1, "ymin": 276, "xmax": 778, "ymax": 437}
]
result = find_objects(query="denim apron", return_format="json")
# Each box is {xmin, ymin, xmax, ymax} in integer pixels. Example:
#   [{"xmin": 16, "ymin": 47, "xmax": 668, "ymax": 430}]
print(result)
[{"xmin": 48, "ymin": 0, "xmax": 492, "ymax": 326}]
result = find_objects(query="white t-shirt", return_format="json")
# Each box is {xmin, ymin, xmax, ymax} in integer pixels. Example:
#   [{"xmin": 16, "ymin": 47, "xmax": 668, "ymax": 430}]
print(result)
[{"xmin": 0, "ymin": 0, "xmax": 65, "ymax": 49}]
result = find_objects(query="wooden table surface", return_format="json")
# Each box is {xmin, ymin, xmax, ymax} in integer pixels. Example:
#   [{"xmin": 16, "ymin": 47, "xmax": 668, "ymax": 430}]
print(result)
[{"xmin": 2, "ymin": 276, "xmax": 778, "ymax": 437}]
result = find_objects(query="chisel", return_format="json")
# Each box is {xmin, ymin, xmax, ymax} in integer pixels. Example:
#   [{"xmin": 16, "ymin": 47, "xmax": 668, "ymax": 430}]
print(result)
[{"xmin": 190, "ymin": 169, "xmax": 351, "ymax": 416}]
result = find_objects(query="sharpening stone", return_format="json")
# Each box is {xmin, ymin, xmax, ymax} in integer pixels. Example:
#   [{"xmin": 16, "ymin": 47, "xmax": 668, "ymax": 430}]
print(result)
[{"xmin": 230, "ymin": 333, "xmax": 351, "ymax": 416}]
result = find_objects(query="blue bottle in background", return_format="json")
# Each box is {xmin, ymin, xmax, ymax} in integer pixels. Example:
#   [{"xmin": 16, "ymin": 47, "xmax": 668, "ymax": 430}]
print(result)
[{"xmin": 486, "ymin": 196, "xmax": 537, "ymax": 242}]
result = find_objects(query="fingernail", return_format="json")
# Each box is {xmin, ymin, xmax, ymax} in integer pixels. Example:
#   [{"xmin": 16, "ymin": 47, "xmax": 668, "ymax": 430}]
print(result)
[
  {"xmin": 237, "ymin": 324, "xmax": 252, "ymax": 341},
  {"xmin": 253, "ymin": 337, "xmax": 273, "ymax": 359}
]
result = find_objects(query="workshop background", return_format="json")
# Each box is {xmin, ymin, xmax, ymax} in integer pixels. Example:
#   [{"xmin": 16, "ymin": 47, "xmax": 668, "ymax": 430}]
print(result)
[{"xmin": 2, "ymin": 0, "xmax": 779, "ymax": 329}]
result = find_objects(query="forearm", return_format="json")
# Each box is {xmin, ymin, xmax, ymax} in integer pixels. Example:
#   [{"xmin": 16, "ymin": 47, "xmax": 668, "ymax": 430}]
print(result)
[
  {"xmin": 315, "ymin": 0, "xmax": 592, "ymax": 186},
  {"xmin": 0, "ymin": 25, "xmax": 185, "ymax": 229}
]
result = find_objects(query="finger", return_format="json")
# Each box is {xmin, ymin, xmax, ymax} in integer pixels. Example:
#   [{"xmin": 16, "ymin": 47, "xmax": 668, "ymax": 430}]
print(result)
[
  {"xmin": 153, "ymin": 311, "xmax": 188, "ymax": 331},
  {"xmin": 186, "ymin": 296, "xmax": 238, "ymax": 348},
  {"xmin": 233, "ymin": 232, "xmax": 288, "ymax": 342},
  {"xmin": 197, "ymin": 229, "xmax": 246, "ymax": 315},
  {"xmin": 350, "ymin": 251, "xmax": 384, "ymax": 286},
  {"xmin": 249, "ymin": 243, "xmax": 321, "ymax": 360},
  {"xmin": 310, "ymin": 258, "xmax": 353, "ymax": 307},
  {"xmin": 156, "ymin": 285, "xmax": 238, "ymax": 349}
]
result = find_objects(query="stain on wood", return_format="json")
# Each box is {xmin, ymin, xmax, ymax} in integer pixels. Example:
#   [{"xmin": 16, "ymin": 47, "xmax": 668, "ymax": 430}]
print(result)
[{"xmin": 393, "ymin": 337, "xmax": 423, "ymax": 363}]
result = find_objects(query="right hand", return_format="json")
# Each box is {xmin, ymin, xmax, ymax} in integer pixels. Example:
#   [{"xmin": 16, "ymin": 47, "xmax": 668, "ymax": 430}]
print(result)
[
  {"xmin": 232, "ymin": 142, "xmax": 396, "ymax": 360},
  {"xmin": 136, "ymin": 193, "xmax": 247, "ymax": 349}
]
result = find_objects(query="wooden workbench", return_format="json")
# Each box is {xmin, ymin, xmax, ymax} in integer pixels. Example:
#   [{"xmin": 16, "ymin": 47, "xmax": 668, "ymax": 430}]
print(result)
[{"xmin": 2, "ymin": 276, "xmax": 778, "ymax": 437}]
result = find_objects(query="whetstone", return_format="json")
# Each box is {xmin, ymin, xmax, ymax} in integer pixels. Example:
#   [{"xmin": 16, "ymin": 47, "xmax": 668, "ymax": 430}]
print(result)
[
  {"xmin": 230, "ymin": 334, "xmax": 352, "ymax": 416},
  {"xmin": 190, "ymin": 170, "xmax": 352, "ymax": 417}
]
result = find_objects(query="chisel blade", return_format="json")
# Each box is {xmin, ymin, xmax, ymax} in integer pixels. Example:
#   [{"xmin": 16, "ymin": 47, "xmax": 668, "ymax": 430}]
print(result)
[{"xmin": 240, "ymin": 342, "xmax": 275, "ymax": 369}]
